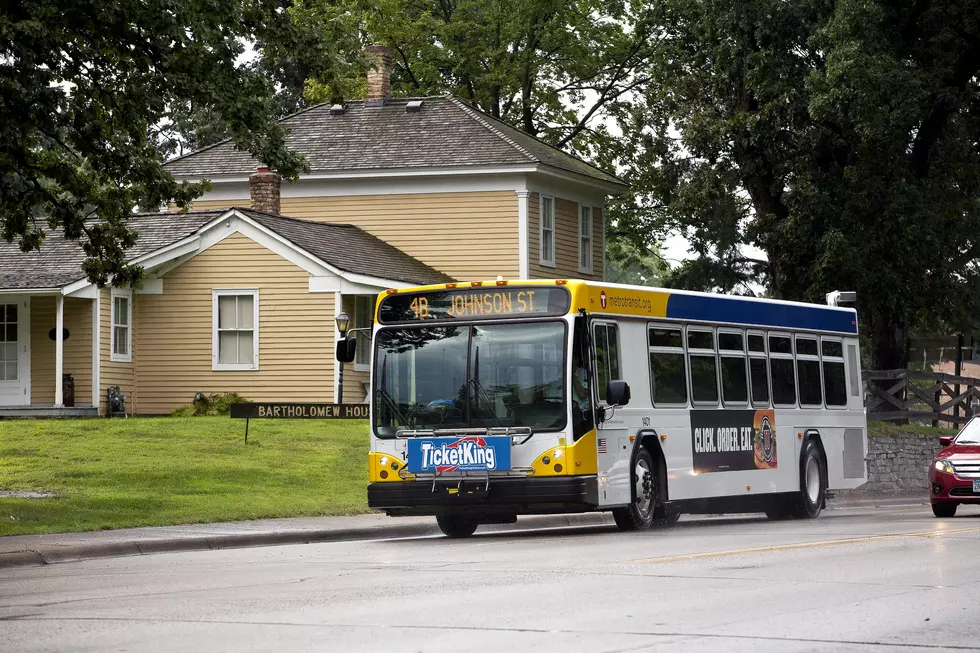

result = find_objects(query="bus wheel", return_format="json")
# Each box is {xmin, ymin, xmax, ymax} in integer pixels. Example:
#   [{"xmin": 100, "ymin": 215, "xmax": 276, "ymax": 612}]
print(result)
[
  {"xmin": 613, "ymin": 448, "xmax": 656, "ymax": 530},
  {"xmin": 653, "ymin": 503, "xmax": 681, "ymax": 526},
  {"xmin": 436, "ymin": 515, "xmax": 478, "ymax": 538},
  {"xmin": 791, "ymin": 440, "xmax": 826, "ymax": 519}
]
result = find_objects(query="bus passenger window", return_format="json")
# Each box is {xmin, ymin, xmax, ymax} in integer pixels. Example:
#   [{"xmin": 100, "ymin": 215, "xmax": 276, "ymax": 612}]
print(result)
[
  {"xmin": 796, "ymin": 336, "xmax": 822, "ymax": 406},
  {"xmin": 649, "ymin": 326, "xmax": 687, "ymax": 405},
  {"xmin": 594, "ymin": 322, "xmax": 621, "ymax": 402},
  {"xmin": 721, "ymin": 356, "xmax": 748, "ymax": 404},
  {"xmin": 749, "ymin": 357, "xmax": 770, "ymax": 406},
  {"xmin": 719, "ymin": 330, "xmax": 747, "ymax": 405},
  {"xmin": 769, "ymin": 334, "xmax": 796, "ymax": 406},
  {"xmin": 822, "ymin": 339, "xmax": 847, "ymax": 407},
  {"xmin": 688, "ymin": 329, "xmax": 718, "ymax": 404}
]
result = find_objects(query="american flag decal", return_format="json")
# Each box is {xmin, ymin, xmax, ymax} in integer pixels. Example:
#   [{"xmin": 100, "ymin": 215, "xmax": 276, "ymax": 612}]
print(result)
[{"xmin": 597, "ymin": 437, "xmax": 607, "ymax": 454}]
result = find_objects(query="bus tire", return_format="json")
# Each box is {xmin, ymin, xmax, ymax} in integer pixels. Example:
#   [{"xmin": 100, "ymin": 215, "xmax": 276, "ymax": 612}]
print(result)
[
  {"xmin": 436, "ymin": 515, "xmax": 478, "ymax": 538},
  {"xmin": 653, "ymin": 503, "xmax": 681, "ymax": 526},
  {"xmin": 613, "ymin": 447, "xmax": 656, "ymax": 531},
  {"xmin": 790, "ymin": 439, "xmax": 826, "ymax": 519}
]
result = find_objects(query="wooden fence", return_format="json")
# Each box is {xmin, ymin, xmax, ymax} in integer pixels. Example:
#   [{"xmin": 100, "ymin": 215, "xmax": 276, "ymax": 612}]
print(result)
[{"xmin": 864, "ymin": 369, "xmax": 980, "ymax": 426}]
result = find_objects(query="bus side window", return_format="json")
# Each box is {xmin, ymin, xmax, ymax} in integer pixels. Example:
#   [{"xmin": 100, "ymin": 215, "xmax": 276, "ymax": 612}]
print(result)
[
  {"xmin": 572, "ymin": 317, "xmax": 595, "ymax": 440},
  {"xmin": 748, "ymin": 330, "xmax": 770, "ymax": 407},
  {"xmin": 594, "ymin": 322, "xmax": 621, "ymax": 402}
]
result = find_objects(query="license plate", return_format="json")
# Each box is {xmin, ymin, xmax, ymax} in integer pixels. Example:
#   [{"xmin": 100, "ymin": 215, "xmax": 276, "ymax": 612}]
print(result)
[
  {"xmin": 973, "ymin": 479, "xmax": 980, "ymax": 494},
  {"xmin": 407, "ymin": 436, "xmax": 511, "ymax": 473}
]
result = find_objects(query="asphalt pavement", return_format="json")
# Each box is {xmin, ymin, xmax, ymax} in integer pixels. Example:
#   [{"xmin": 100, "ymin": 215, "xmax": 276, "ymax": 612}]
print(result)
[{"xmin": 1, "ymin": 503, "xmax": 977, "ymax": 652}]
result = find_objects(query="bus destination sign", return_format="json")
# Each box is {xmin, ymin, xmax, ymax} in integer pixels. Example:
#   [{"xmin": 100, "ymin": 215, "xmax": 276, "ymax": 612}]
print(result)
[{"xmin": 379, "ymin": 287, "xmax": 570, "ymax": 323}]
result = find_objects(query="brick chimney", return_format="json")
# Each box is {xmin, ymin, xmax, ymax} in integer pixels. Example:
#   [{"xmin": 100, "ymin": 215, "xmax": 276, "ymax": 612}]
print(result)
[
  {"xmin": 365, "ymin": 45, "xmax": 392, "ymax": 106},
  {"xmin": 249, "ymin": 167, "xmax": 281, "ymax": 215}
]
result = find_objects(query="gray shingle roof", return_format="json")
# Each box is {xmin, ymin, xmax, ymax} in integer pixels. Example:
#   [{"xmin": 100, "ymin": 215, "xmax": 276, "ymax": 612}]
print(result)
[
  {"xmin": 234, "ymin": 208, "xmax": 454, "ymax": 285},
  {"xmin": 0, "ymin": 212, "xmax": 225, "ymax": 291},
  {"xmin": 163, "ymin": 96, "xmax": 624, "ymax": 187},
  {"xmin": 0, "ymin": 209, "xmax": 452, "ymax": 290}
]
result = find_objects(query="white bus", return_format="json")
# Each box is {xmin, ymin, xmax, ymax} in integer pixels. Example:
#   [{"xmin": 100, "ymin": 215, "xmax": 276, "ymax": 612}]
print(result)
[{"xmin": 348, "ymin": 279, "xmax": 867, "ymax": 537}]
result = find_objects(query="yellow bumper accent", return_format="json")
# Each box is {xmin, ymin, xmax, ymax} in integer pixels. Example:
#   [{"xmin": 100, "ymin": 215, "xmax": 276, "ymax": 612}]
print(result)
[
  {"xmin": 369, "ymin": 451, "xmax": 413, "ymax": 482},
  {"xmin": 529, "ymin": 430, "xmax": 598, "ymax": 476}
]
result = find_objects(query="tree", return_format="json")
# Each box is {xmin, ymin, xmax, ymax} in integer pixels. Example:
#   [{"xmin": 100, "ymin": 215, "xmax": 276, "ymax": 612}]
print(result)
[
  {"xmin": 295, "ymin": 0, "xmax": 654, "ymax": 163},
  {"xmin": 603, "ymin": 234, "xmax": 668, "ymax": 287},
  {"xmin": 1, "ymin": 0, "xmax": 355, "ymax": 286},
  {"xmin": 621, "ymin": 0, "xmax": 980, "ymax": 369}
]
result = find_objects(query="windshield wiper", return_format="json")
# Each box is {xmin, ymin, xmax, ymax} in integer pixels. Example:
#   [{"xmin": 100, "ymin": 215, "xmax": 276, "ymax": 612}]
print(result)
[{"xmin": 376, "ymin": 355, "xmax": 413, "ymax": 428}]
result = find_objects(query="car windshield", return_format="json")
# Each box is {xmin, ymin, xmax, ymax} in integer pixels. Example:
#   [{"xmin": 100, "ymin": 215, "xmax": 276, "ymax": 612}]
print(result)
[
  {"xmin": 373, "ymin": 321, "xmax": 566, "ymax": 437},
  {"xmin": 955, "ymin": 418, "xmax": 980, "ymax": 444}
]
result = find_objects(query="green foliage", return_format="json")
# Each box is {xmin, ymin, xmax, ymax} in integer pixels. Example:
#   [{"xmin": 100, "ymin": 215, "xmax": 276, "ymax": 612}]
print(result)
[
  {"xmin": 0, "ymin": 417, "xmax": 371, "ymax": 535},
  {"xmin": 1, "ymin": 0, "xmax": 357, "ymax": 286},
  {"xmin": 172, "ymin": 392, "xmax": 251, "ymax": 417},
  {"xmin": 614, "ymin": 0, "xmax": 980, "ymax": 369},
  {"xmin": 290, "ymin": 0, "xmax": 653, "ymax": 163},
  {"xmin": 604, "ymin": 234, "xmax": 668, "ymax": 287}
]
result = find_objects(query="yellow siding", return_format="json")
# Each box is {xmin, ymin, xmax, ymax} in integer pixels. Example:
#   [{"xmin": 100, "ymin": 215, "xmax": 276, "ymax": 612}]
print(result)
[
  {"xmin": 100, "ymin": 288, "xmax": 136, "ymax": 414},
  {"xmin": 279, "ymin": 192, "xmax": 520, "ymax": 282},
  {"xmin": 135, "ymin": 232, "xmax": 336, "ymax": 414},
  {"xmin": 30, "ymin": 297, "xmax": 94, "ymax": 405},
  {"xmin": 190, "ymin": 191, "xmax": 525, "ymax": 282},
  {"xmin": 528, "ymin": 193, "xmax": 604, "ymax": 281}
]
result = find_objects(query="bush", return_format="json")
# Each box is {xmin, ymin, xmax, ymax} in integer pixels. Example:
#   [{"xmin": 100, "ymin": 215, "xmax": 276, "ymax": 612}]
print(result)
[{"xmin": 171, "ymin": 392, "xmax": 250, "ymax": 417}]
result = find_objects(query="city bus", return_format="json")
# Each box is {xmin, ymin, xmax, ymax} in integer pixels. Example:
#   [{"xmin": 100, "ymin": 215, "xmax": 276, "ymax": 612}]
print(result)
[{"xmin": 344, "ymin": 279, "xmax": 867, "ymax": 537}]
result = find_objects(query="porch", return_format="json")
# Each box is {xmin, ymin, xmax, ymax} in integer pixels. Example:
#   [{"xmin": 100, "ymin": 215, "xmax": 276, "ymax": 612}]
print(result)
[{"xmin": 0, "ymin": 289, "xmax": 112, "ymax": 417}]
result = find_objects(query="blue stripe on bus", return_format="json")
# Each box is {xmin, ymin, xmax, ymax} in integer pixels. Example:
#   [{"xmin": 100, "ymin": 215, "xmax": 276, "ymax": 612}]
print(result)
[{"xmin": 665, "ymin": 293, "xmax": 858, "ymax": 334}]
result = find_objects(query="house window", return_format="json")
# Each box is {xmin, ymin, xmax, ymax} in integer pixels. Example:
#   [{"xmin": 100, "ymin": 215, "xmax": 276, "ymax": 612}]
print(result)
[
  {"xmin": 213, "ymin": 289, "xmax": 259, "ymax": 371},
  {"xmin": 579, "ymin": 205, "xmax": 592, "ymax": 273},
  {"xmin": 110, "ymin": 288, "xmax": 132, "ymax": 363},
  {"xmin": 354, "ymin": 296, "xmax": 373, "ymax": 368},
  {"xmin": 540, "ymin": 195, "xmax": 555, "ymax": 266}
]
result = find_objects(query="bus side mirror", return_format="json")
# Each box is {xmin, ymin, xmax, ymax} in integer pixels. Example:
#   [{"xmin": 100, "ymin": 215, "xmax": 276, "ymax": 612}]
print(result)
[
  {"xmin": 606, "ymin": 380, "xmax": 631, "ymax": 407},
  {"xmin": 336, "ymin": 336, "xmax": 357, "ymax": 363},
  {"xmin": 939, "ymin": 436, "xmax": 953, "ymax": 447}
]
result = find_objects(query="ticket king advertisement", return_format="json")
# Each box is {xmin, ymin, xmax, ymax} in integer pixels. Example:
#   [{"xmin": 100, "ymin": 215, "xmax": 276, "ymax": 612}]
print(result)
[{"xmin": 407, "ymin": 436, "xmax": 511, "ymax": 473}]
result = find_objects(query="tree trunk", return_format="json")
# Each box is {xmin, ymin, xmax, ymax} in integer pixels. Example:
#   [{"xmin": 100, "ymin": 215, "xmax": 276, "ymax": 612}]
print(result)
[{"xmin": 870, "ymin": 314, "xmax": 908, "ymax": 371}]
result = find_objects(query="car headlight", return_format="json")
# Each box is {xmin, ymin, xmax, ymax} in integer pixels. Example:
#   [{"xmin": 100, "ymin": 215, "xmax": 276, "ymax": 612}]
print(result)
[{"xmin": 934, "ymin": 460, "xmax": 954, "ymax": 474}]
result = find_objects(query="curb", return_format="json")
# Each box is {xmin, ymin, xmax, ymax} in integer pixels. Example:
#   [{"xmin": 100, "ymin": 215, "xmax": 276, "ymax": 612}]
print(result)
[{"xmin": 0, "ymin": 513, "xmax": 614, "ymax": 570}]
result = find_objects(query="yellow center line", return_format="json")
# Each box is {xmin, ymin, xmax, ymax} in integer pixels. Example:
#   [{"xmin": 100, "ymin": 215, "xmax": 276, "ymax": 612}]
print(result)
[{"xmin": 624, "ymin": 526, "xmax": 980, "ymax": 565}]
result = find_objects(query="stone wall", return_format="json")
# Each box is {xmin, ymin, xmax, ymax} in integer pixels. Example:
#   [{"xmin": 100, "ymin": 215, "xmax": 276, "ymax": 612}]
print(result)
[{"xmin": 861, "ymin": 428, "xmax": 945, "ymax": 492}]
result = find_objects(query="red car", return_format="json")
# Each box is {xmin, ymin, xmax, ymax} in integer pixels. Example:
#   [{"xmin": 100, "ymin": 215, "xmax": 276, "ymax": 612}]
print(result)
[{"xmin": 930, "ymin": 417, "xmax": 980, "ymax": 517}]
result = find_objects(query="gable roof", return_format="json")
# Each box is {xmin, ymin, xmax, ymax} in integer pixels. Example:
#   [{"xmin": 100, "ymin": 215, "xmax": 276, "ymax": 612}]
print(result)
[
  {"xmin": 0, "ymin": 210, "xmax": 453, "ymax": 291},
  {"xmin": 0, "ymin": 211, "xmax": 225, "ymax": 291},
  {"xmin": 163, "ymin": 96, "xmax": 625, "ymax": 188},
  {"xmin": 232, "ymin": 208, "xmax": 454, "ymax": 285}
]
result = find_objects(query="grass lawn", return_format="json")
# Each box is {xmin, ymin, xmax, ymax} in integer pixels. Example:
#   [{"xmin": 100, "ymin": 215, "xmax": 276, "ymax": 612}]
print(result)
[{"xmin": 0, "ymin": 417, "xmax": 371, "ymax": 536}]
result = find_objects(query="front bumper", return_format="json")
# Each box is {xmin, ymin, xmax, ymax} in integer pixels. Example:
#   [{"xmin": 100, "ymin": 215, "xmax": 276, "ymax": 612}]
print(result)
[
  {"xmin": 368, "ymin": 475, "xmax": 597, "ymax": 517},
  {"xmin": 930, "ymin": 470, "xmax": 980, "ymax": 503}
]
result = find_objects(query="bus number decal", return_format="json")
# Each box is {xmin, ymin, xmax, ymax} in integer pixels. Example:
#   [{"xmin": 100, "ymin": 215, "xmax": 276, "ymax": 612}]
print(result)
[{"xmin": 691, "ymin": 410, "xmax": 778, "ymax": 473}]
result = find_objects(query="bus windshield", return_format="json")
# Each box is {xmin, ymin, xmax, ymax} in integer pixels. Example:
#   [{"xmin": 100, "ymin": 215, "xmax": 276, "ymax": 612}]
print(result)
[{"xmin": 373, "ymin": 321, "xmax": 567, "ymax": 437}]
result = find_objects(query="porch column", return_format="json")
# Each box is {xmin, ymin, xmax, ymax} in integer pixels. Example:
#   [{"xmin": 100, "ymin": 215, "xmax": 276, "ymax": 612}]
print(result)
[
  {"xmin": 92, "ymin": 291, "xmax": 100, "ymax": 408},
  {"xmin": 55, "ymin": 294, "xmax": 64, "ymax": 406},
  {"xmin": 516, "ymin": 190, "xmax": 530, "ymax": 279}
]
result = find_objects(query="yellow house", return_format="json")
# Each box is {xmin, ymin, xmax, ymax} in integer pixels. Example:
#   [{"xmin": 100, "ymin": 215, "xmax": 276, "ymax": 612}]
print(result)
[{"xmin": 0, "ymin": 209, "xmax": 452, "ymax": 416}]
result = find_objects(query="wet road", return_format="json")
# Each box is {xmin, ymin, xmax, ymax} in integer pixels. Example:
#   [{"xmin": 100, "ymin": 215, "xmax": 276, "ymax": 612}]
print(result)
[{"xmin": 2, "ymin": 505, "xmax": 979, "ymax": 652}]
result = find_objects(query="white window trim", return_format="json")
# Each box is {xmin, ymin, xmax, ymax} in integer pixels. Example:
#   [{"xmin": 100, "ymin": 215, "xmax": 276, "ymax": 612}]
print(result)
[
  {"xmin": 539, "ymin": 194, "xmax": 556, "ymax": 268},
  {"xmin": 212, "ymin": 288, "xmax": 259, "ymax": 371},
  {"xmin": 353, "ymin": 295, "xmax": 372, "ymax": 372},
  {"xmin": 578, "ymin": 204, "xmax": 593, "ymax": 274},
  {"xmin": 110, "ymin": 288, "xmax": 133, "ymax": 363}
]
